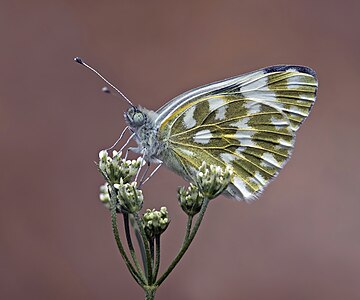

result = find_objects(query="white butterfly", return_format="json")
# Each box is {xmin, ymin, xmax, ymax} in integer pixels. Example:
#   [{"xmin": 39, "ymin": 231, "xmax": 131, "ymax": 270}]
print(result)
[{"xmin": 76, "ymin": 58, "xmax": 317, "ymax": 201}]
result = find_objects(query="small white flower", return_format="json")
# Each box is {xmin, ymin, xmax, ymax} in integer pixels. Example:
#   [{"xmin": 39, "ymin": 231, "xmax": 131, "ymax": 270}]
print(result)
[
  {"xmin": 112, "ymin": 150, "xmax": 119, "ymax": 157},
  {"xmin": 99, "ymin": 150, "xmax": 108, "ymax": 160}
]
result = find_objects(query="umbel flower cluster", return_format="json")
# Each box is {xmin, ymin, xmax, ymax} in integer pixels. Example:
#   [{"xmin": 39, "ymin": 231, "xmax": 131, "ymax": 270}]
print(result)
[
  {"xmin": 99, "ymin": 150, "xmax": 144, "ymax": 213},
  {"xmin": 99, "ymin": 150, "xmax": 143, "ymax": 184},
  {"xmin": 143, "ymin": 207, "xmax": 170, "ymax": 239},
  {"xmin": 97, "ymin": 149, "xmax": 231, "ymax": 300}
]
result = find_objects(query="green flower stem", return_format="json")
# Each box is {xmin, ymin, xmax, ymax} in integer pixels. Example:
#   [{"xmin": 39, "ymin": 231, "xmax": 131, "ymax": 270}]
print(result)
[
  {"xmin": 131, "ymin": 216, "xmax": 148, "ymax": 277},
  {"xmin": 150, "ymin": 238, "xmax": 155, "ymax": 268},
  {"xmin": 133, "ymin": 213, "xmax": 154, "ymax": 285},
  {"xmin": 153, "ymin": 235, "xmax": 161, "ymax": 281},
  {"xmin": 109, "ymin": 191, "xmax": 145, "ymax": 286},
  {"xmin": 185, "ymin": 215, "xmax": 193, "ymax": 241},
  {"xmin": 145, "ymin": 286, "xmax": 157, "ymax": 300},
  {"xmin": 156, "ymin": 197, "xmax": 210, "ymax": 286},
  {"xmin": 123, "ymin": 213, "xmax": 147, "ymax": 283}
]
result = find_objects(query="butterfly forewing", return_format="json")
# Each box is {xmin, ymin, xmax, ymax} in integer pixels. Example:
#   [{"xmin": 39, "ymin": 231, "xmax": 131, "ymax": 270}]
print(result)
[{"xmin": 157, "ymin": 65, "xmax": 317, "ymax": 201}]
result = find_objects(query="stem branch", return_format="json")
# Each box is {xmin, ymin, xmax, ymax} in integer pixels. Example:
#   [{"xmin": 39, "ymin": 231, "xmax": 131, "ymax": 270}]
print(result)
[
  {"xmin": 123, "ymin": 213, "xmax": 147, "ymax": 283},
  {"xmin": 153, "ymin": 235, "xmax": 161, "ymax": 281},
  {"xmin": 134, "ymin": 213, "xmax": 154, "ymax": 285},
  {"xmin": 156, "ymin": 198, "xmax": 210, "ymax": 286},
  {"xmin": 185, "ymin": 215, "xmax": 193, "ymax": 241},
  {"xmin": 109, "ymin": 190, "xmax": 145, "ymax": 286},
  {"xmin": 131, "ymin": 216, "xmax": 148, "ymax": 277},
  {"xmin": 150, "ymin": 238, "xmax": 155, "ymax": 268}
]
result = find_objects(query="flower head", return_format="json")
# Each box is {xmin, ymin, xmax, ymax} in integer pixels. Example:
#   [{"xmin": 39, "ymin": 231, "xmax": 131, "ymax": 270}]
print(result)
[
  {"xmin": 196, "ymin": 162, "xmax": 232, "ymax": 199},
  {"xmin": 98, "ymin": 150, "xmax": 143, "ymax": 184},
  {"xmin": 142, "ymin": 207, "xmax": 170, "ymax": 239},
  {"xmin": 116, "ymin": 180, "xmax": 144, "ymax": 214},
  {"xmin": 178, "ymin": 183, "xmax": 204, "ymax": 216}
]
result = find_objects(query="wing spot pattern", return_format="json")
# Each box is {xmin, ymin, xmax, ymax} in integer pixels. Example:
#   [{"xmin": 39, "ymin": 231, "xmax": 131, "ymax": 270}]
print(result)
[
  {"xmin": 193, "ymin": 129, "xmax": 213, "ymax": 144},
  {"xmin": 220, "ymin": 153, "xmax": 236, "ymax": 164},
  {"xmin": 230, "ymin": 117, "xmax": 251, "ymax": 129},
  {"xmin": 261, "ymin": 153, "xmax": 281, "ymax": 168},
  {"xmin": 233, "ymin": 176, "xmax": 254, "ymax": 199},
  {"xmin": 215, "ymin": 105, "xmax": 228, "ymax": 120},
  {"xmin": 182, "ymin": 105, "xmax": 196, "ymax": 129},
  {"xmin": 244, "ymin": 102, "xmax": 262, "ymax": 114}
]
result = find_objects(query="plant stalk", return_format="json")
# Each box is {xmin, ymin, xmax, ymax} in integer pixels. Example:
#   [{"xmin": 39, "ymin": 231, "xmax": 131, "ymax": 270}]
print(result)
[
  {"xmin": 109, "ymin": 190, "xmax": 145, "ymax": 286},
  {"xmin": 130, "ymin": 215, "xmax": 148, "ymax": 277},
  {"xmin": 156, "ymin": 197, "xmax": 210, "ymax": 286},
  {"xmin": 153, "ymin": 235, "xmax": 161, "ymax": 281},
  {"xmin": 133, "ymin": 213, "xmax": 154, "ymax": 284},
  {"xmin": 145, "ymin": 286, "xmax": 157, "ymax": 300},
  {"xmin": 123, "ymin": 213, "xmax": 147, "ymax": 283}
]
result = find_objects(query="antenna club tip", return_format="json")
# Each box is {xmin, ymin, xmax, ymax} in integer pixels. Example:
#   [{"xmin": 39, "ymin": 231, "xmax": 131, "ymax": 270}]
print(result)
[
  {"xmin": 74, "ymin": 57, "xmax": 84, "ymax": 64},
  {"xmin": 102, "ymin": 86, "xmax": 111, "ymax": 93}
]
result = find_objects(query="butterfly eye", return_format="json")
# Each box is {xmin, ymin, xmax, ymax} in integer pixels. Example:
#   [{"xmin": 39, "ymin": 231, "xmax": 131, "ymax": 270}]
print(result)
[
  {"xmin": 133, "ymin": 112, "xmax": 145, "ymax": 126},
  {"xmin": 124, "ymin": 107, "xmax": 145, "ymax": 127}
]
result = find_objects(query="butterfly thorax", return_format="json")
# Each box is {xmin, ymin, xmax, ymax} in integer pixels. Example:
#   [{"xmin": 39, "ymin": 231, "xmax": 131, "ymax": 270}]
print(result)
[{"xmin": 124, "ymin": 106, "xmax": 165, "ymax": 162}]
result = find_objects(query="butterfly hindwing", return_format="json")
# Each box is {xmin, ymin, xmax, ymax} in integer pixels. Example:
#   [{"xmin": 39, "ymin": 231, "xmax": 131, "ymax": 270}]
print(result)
[
  {"xmin": 168, "ymin": 98, "xmax": 294, "ymax": 199},
  {"xmin": 156, "ymin": 65, "xmax": 317, "ymax": 201}
]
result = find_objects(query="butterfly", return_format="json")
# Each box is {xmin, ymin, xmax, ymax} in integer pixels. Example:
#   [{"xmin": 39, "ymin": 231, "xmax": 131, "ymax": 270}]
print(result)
[{"xmin": 75, "ymin": 58, "xmax": 317, "ymax": 201}]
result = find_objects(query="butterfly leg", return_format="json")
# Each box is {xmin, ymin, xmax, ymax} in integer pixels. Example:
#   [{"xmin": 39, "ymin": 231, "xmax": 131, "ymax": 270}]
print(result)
[
  {"xmin": 120, "ymin": 133, "xmax": 135, "ymax": 152},
  {"xmin": 134, "ymin": 149, "xmax": 147, "ymax": 183},
  {"xmin": 123, "ymin": 145, "xmax": 141, "ymax": 160},
  {"xmin": 105, "ymin": 126, "xmax": 129, "ymax": 151},
  {"xmin": 140, "ymin": 163, "xmax": 163, "ymax": 186},
  {"xmin": 124, "ymin": 148, "xmax": 131, "ymax": 160},
  {"xmin": 113, "ymin": 133, "xmax": 136, "ymax": 159},
  {"xmin": 138, "ymin": 161, "xmax": 151, "ymax": 185}
]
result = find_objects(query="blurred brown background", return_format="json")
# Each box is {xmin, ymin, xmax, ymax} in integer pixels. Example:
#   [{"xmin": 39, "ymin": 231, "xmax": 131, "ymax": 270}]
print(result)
[{"xmin": 1, "ymin": 0, "xmax": 360, "ymax": 299}]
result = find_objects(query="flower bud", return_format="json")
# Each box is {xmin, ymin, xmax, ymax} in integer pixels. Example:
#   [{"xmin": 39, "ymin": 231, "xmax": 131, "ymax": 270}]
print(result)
[
  {"xmin": 98, "ymin": 150, "xmax": 144, "ymax": 184},
  {"xmin": 99, "ymin": 183, "xmax": 122, "ymax": 213},
  {"xmin": 178, "ymin": 183, "xmax": 204, "ymax": 216},
  {"xmin": 98, "ymin": 150, "xmax": 110, "ymax": 173},
  {"xmin": 196, "ymin": 162, "xmax": 232, "ymax": 199},
  {"xmin": 99, "ymin": 183, "xmax": 111, "ymax": 209},
  {"xmin": 142, "ymin": 207, "xmax": 170, "ymax": 239},
  {"xmin": 117, "ymin": 180, "xmax": 144, "ymax": 214}
]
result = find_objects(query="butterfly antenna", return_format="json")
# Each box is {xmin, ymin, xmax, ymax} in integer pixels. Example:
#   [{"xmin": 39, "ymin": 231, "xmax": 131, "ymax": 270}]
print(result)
[{"xmin": 74, "ymin": 57, "xmax": 134, "ymax": 107}]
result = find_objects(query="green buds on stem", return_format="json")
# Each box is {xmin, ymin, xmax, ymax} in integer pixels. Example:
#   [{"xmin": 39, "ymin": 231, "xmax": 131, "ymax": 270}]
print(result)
[
  {"xmin": 142, "ymin": 207, "xmax": 170, "ymax": 239},
  {"xmin": 178, "ymin": 184, "xmax": 204, "ymax": 216},
  {"xmin": 116, "ymin": 180, "xmax": 144, "ymax": 214},
  {"xmin": 98, "ymin": 150, "xmax": 144, "ymax": 213},
  {"xmin": 98, "ymin": 150, "xmax": 143, "ymax": 184},
  {"xmin": 196, "ymin": 162, "xmax": 232, "ymax": 200}
]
